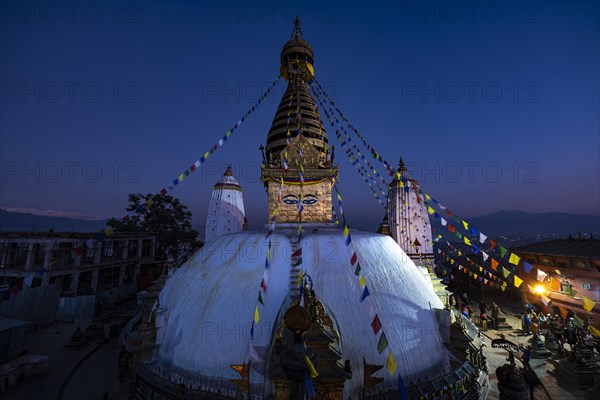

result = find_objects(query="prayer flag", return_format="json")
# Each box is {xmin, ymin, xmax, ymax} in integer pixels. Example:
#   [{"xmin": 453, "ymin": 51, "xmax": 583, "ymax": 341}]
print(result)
[
  {"xmin": 509, "ymin": 253, "xmax": 520, "ymax": 266},
  {"xmin": 480, "ymin": 233, "xmax": 487, "ymax": 243},
  {"xmin": 305, "ymin": 356, "xmax": 319, "ymax": 378},
  {"xmin": 558, "ymin": 306, "xmax": 568, "ymax": 319},
  {"xmin": 297, "ymin": 270, "xmax": 304, "ymax": 286},
  {"xmin": 350, "ymin": 252, "xmax": 358, "ymax": 265},
  {"xmin": 514, "ymin": 275, "xmax": 523, "ymax": 288},
  {"xmin": 386, "ymin": 351, "xmax": 397, "ymax": 375},
  {"xmin": 354, "ymin": 263, "xmax": 361, "ymax": 276},
  {"xmin": 541, "ymin": 295, "xmax": 550, "ymax": 306},
  {"xmin": 482, "ymin": 251, "xmax": 489, "ymax": 262},
  {"xmin": 377, "ymin": 331, "xmax": 388, "ymax": 353},
  {"xmin": 427, "ymin": 206, "xmax": 435, "ymax": 215},
  {"xmin": 582, "ymin": 296, "xmax": 596, "ymax": 312},
  {"xmin": 304, "ymin": 370, "xmax": 316, "ymax": 399},
  {"xmin": 462, "ymin": 221, "xmax": 469, "ymax": 230},
  {"xmin": 365, "ymin": 298, "xmax": 376, "ymax": 318},
  {"xmin": 254, "ymin": 305, "xmax": 260, "ymax": 324},
  {"xmin": 441, "ymin": 218, "xmax": 447, "ymax": 226},
  {"xmin": 550, "ymin": 277, "xmax": 561, "ymax": 291},
  {"xmin": 489, "ymin": 239, "xmax": 497, "ymax": 250},
  {"xmin": 361, "ymin": 286, "xmax": 370, "ymax": 302},
  {"xmin": 464, "ymin": 237, "xmax": 471, "ymax": 246},
  {"xmin": 398, "ymin": 374, "xmax": 409, "ymax": 400},
  {"xmin": 500, "ymin": 246, "xmax": 508, "ymax": 258},
  {"xmin": 261, "ymin": 278, "xmax": 267, "ymax": 293},
  {"xmin": 589, "ymin": 325, "xmax": 600, "ymax": 337},
  {"xmin": 359, "ymin": 275, "xmax": 366, "ymax": 288},
  {"xmin": 491, "ymin": 259, "xmax": 499, "ymax": 271},
  {"xmin": 537, "ymin": 269, "xmax": 547, "ymax": 282},
  {"xmin": 523, "ymin": 261, "xmax": 533, "ymax": 273},
  {"xmin": 371, "ymin": 314, "xmax": 382, "ymax": 335},
  {"xmin": 502, "ymin": 267, "xmax": 511, "ymax": 279}
]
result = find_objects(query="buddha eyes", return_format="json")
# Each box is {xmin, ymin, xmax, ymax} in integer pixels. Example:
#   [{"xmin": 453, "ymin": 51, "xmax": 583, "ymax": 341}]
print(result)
[
  {"xmin": 282, "ymin": 195, "xmax": 318, "ymax": 205},
  {"xmin": 282, "ymin": 196, "xmax": 298, "ymax": 205},
  {"xmin": 302, "ymin": 196, "xmax": 317, "ymax": 205}
]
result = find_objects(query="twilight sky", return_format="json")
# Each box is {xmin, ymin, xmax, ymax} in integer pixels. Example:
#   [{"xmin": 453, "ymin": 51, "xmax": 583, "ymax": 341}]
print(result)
[{"xmin": 1, "ymin": 0, "xmax": 599, "ymax": 233}]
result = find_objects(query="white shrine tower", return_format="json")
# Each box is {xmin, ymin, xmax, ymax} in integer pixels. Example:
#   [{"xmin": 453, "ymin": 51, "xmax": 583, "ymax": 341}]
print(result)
[
  {"xmin": 204, "ymin": 165, "xmax": 247, "ymax": 243},
  {"xmin": 387, "ymin": 157, "xmax": 435, "ymax": 267}
]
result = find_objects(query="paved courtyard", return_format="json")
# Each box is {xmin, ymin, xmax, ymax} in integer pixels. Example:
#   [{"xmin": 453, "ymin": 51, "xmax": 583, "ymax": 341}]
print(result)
[
  {"xmin": 2, "ymin": 305, "xmax": 596, "ymax": 399},
  {"xmin": 480, "ymin": 309, "xmax": 589, "ymax": 400}
]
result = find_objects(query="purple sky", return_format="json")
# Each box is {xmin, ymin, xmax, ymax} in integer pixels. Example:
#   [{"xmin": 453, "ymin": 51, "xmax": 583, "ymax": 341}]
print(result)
[{"xmin": 1, "ymin": 1, "xmax": 599, "ymax": 232}]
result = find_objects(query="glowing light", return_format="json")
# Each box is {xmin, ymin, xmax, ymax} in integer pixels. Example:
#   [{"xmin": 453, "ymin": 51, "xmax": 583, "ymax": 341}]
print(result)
[{"xmin": 534, "ymin": 285, "xmax": 546, "ymax": 295}]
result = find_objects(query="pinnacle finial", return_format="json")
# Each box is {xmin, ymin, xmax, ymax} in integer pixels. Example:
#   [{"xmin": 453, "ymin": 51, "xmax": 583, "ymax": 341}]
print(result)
[
  {"xmin": 398, "ymin": 157, "xmax": 407, "ymax": 172},
  {"xmin": 292, "ymin": 15, "xmax": 303, "ymax": 40},
  {"xmin": 224, "ymin": 165, "xmax": 233, "ymax": 176}
]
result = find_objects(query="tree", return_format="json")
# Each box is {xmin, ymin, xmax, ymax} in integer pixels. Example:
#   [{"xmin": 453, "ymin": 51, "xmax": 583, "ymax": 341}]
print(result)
[{"xmin": 107, "ymin": 193, "xmax": 201, "ymax": 263}]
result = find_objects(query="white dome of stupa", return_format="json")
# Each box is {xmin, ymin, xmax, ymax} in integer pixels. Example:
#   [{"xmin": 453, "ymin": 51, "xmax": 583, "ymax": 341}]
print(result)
[{"xmin": 156, "ymin": 226, "xmax": 449, "ymax": 397}]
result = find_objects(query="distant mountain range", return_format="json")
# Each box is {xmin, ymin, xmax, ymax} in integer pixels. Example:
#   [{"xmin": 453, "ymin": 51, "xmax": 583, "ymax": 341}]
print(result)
[
  {"xmin": 1, "ymin": 209, "xmax": 598, "ymax": 236},
  {"xmin": 467, "ymin": 210, "xmax": 599, "ymax": 235},
  {"xmin": 0, "ymin": 209, "xmax": 106, "ymax": 232}
]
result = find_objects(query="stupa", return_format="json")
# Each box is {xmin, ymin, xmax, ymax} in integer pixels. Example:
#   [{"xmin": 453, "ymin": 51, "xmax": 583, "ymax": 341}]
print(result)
[
  {"xmin": 204, "ymin": 165, "xmax": 246, "ymax": 243},
  {"xmin": 122, "ymin": 18, "xmax": 487, "ymax": 400},
  {"xmin": 387, "ymin": 157, "xmax": 435, "ymax": 267}
]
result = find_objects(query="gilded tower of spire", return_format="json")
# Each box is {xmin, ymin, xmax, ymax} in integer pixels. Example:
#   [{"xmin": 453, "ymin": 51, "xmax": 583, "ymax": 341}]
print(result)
[{"xmin": 261, "ymin": 17, "xmax": 338, "ymax": 223}]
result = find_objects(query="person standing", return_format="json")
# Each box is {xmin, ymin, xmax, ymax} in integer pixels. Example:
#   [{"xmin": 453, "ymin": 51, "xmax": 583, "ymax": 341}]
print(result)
[
  {"xmin": 523, "ymin": 312, "xmax": 531, "ymax": 335},
  {"xmin": 479, "ymin": 301, "xmax": 488, "ymax": 315},
  {"xmin": 491, "ymin": 302, "xmax": 500, "ymax": 330},
  {"xmin": 531, "ymin": 313, "xmax": 540, "ymax": 338},
  {"xmin": 462, "ymin": 304, "xmax": 470, "ymax": 319},
  {"xmin": 480, "ymin": 312, "xmax": 488, "ymax": 331}
]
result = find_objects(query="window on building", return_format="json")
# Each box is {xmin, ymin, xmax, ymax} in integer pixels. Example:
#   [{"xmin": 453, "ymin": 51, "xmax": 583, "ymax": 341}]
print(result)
[
  {"xmin": 103, "ymin": 241, "xmax": 114, "ymax": 257},
  {"xmin": 540, "ymin": 257, "xmax": 551, "ymax": 266}
]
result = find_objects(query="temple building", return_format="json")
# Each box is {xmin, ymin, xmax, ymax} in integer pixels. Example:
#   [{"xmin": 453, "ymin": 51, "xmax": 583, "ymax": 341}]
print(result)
[
  {"xmin": 387, "ymin": 158, "xmax": 435, "ymax": 267},
  {"xmin": 514, "ymin": 234, "xmax": 600, "ymax": 329},
  {"xmin": 204, "ymin": 165, "xmax": 247, "ymax": 243},
  {"xmin": 121, "ymin": 19, "xmax": 486, "ymax": 399}
]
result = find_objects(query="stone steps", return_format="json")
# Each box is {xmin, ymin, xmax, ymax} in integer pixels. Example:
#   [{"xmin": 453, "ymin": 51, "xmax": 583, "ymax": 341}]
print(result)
[{"xmin": 496, "ymin": 316, "xmax": 513, "ymax": 331}]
